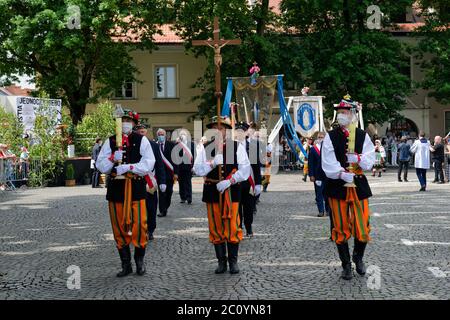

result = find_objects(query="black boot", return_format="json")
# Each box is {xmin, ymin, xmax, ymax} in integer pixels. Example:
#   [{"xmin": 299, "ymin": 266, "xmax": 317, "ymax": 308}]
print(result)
[
  {"xmin": 117, "ymin": 246, "xmax": 133, "ymax": 277},
  {"xmin": 352, "ymin": 240, "xmax": 367, "ymax": 276},
  {"xmin": 214, "ymin": 243, "xmax": 228, "ymax": 274},
  {"xmin": 134, "ymin": 247, "xmax": 146, "ymax": 276},
  {"xmin": 336, "ymin": 243, "xmax": 352, "ymax": 280},
  {"xmin": 227, "ymin": 242, "xmax": 240, "ymax": 274}
]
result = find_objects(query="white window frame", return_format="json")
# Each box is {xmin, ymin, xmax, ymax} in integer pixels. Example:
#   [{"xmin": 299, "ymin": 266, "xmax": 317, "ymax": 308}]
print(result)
[
  {"xmin": 114, "ymin": 81, "xmax": 136, "ymax": 100},
  {"xmin": 153, "ymin": 64, "xmax": 179, "ymax": 99}
]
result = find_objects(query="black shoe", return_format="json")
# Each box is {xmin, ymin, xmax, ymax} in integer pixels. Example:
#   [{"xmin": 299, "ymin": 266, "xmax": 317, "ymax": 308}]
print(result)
[
  {"xmin": 404, "ymin": 179, "xmax": 409, "ymax": 182},
  {"xmin": 432, "ymin": 180, "xmax": 438, "ymax": 183},
  {"xmin": 227, "ymin": 242, "xmax": 240, "ymax": 274},
  {"xmin": 317, "ymin": 212, "xmax": 325, "ymax": 217},
  {"xmin": 148, "ymin": 233, "xmax": 154, "ymax": 241},
  {"xmin": 378, "ymin": 172, "xmax": 382, "ymax": 177},
  {"xmin": 398, "ymin": 179, "xmax": 402, "ymax": 182},
  {"xmin": 180, "ymin": 200, "xmax": 186, "ymax": 204},
  {"xmin": 419, "ymin": 186, "xmax": 426, "ymax": 192},
  {"xmin": 214, "ymin": 243, "xmax": 227, "ymax": 274},
  {"xmin": 157, "ymin": 211, "xmax": 167, "ymax": 217},
  {"xmin": 187, "ymin": 200, "xmax": 192, "ymax": 204},
  {"xmin": 437, "ymin": 181, "xmax": 445, "ymax": 184},
  {"xmin": 134, "ymin": 247, "xmax": 146, "ymax": 276},
  {"xmin": 352, "ymin": 240, "xmax": 367, "ymax": 276},
  {"xmin": 336, "ymin": 243, "xmax": 353, "ymax": 280},
  {"xmin": 117, "ymin": 246, "xmax": 133, "ymax": 277}
]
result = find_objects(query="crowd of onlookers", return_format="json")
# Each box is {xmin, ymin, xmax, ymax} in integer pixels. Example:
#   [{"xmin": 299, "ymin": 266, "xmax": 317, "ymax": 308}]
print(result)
[
  {"xmin": 0, "ymin": 143, "xmax": 30, "ymax": 190},
  {"xmin": 372, "ymin": 131, "xmax": 450, "ymax": 186}
]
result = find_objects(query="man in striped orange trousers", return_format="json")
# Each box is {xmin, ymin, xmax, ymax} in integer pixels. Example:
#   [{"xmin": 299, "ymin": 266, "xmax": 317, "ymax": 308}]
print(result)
[
  {"xmin": 96, "ymin": 109, "xmax": 156, "ymax": 277},
  {"xmin": 194, "ymin": 116, "xmax": 251, "ymax": 274},
  {"xmin": 322, "ymin": 97, "xmax": 375, "ymax": 280}
]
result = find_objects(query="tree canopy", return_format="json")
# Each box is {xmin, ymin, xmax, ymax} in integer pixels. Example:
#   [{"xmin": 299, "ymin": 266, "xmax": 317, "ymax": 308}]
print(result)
[{"xmin": 0, "ymin": 0, "xmax": 168, "ymax": 124}]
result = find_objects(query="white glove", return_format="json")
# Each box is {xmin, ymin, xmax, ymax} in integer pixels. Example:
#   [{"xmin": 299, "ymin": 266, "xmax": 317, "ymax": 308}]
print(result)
[
  {"xmin": 315, "ymin": 180, "xmax": 322, "ymax": 187},
  {"xmin": 213, "ymin": 154, "xmax": 223, "ymax": 168},
  {"xmin": 116, "ymin": 164, "xmax": 131, "ymax": 176},
  {"xmin": 216, "ymin": 179, "xmax": 231, "ymax": 193},
  {"xmin": 113, "ymin": 150, "xmax": 124, "ymax": 162},
  {"xmin": 254, "ymin": 185, "xmax": 262, "ymax": 196},
  {"xmin": 159, "ymin": 184, "xmax": 167, "ymax": 193},
  {"xmin": 346, "ymin": 152, "xmax": 359, "ymax": 164},
  {"xmin": 340, "ymin": 172, "xmax": 355, "ymax": 183}
]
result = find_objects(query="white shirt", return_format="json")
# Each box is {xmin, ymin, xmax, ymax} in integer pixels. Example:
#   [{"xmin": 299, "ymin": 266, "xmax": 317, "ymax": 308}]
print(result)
[
  {"xmin": 410, "ymin": 138, "xmax": 431, "ymax": 169},
  {"xmin": 193, "ymin": 142, "xmax": 251, "ymax": 183},
  {"xmin": 321, "ymin": 130, "xmax": 375, "ymax": 180},
  {"xmin": 96, "ymin": 136, "xmax": 156, "ymax": 176}
]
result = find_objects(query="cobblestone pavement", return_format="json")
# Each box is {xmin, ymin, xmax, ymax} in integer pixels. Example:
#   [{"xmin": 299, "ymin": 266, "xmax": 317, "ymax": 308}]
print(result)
[{"xmin": 0, "ymin": 171, "xmax": 449, "ymax": 300}]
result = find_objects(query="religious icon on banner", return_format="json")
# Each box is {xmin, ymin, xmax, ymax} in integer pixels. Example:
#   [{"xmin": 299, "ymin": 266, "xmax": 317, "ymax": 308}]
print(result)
[{"xmin": 293, "ymin": 96, "xmax": 324, "ymax": 138}]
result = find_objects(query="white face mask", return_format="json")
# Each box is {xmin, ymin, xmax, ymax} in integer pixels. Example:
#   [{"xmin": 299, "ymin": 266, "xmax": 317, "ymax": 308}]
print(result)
[
  {"xmin": 122, "ymin": 122, "xmax": 133, "ymax": 135},
  {"xmin": 337, "ymin": 113, "xmax": 352, "ymax": 127}
]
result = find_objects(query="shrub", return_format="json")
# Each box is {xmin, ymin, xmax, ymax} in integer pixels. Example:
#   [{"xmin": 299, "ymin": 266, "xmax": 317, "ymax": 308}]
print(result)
[
  {"xmin": 65, "ymin": 163, "xmax": 75, "ymax": 180},
  {"xmin": 74, "ymin": 102, "xmax": 115, "ymax": 156}
]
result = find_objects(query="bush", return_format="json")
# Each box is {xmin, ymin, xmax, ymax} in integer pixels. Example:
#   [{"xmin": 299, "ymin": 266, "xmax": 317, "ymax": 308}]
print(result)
[
  {"xmin": 0, "ymin": 107, "xmax": 25, "ymax": 155},
  {"xmin": 74, "ymin": 102, "xmax": 115, "ymax": 156},
  {"xmin": 65, "ymin": 164, "xmax": 75, "ymax": 180}
]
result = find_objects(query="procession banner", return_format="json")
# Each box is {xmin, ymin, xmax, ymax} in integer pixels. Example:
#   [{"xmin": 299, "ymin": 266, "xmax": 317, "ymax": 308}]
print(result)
[
  {"xmin": 293, "ymin": 96, "xmax": 324, "ymax": 138},
  {"xmin": 16, "ymin": 96, "xmax": 62, "ymax": 132}
]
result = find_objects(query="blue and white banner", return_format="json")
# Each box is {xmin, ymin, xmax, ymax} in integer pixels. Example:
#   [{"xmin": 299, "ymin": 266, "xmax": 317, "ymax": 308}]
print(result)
[{"xmin": 293, "ymin": 97, "xmax": 323, "ymax": 138}]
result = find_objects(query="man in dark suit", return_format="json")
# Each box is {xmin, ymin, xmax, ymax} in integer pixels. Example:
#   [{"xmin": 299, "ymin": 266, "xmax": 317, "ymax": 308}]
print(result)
[
  {"xmin": 91, "ymin": 138, "xmax": 103, "ymax": 188},
  {"xmin": 135, "ymin": 124, "xmax": 166, "ymax": 240},
  {"xmin": 308, "ymin": 132, "xmax": 332, "ymax": 225},
  {"xmin": 156, "ymin": 128, "xmax": 178, "ymax": 217},
  {"xmin": 235, "ymin": 122, "xmax": 262, "ymax": 237},
  {"xmin": 176, "ymin": 129, "xmax": 195, "ymax": 204}
]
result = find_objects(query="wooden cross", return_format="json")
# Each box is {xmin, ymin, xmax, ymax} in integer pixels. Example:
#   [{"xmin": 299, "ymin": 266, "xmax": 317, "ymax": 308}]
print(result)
[{"xmin": 192, "ymin": 17, "xmax": 241, "ymax": 121}]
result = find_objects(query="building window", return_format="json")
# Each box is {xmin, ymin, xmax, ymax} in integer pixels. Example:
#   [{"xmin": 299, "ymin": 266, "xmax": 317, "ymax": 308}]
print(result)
[
  {"xmin": 445, "ymin": 111, "xmax": 450, "ymax": 135},
  {"xmin": 114, "ymin": 81, "xmax": 135, "ymax": 99},
  {"xmin": 155, "ymin": 65, "xmax": 177, "ymax": 99},
  {"xmin": 389, "ymin": 118, "xmax": 419, "ymax": 138}
]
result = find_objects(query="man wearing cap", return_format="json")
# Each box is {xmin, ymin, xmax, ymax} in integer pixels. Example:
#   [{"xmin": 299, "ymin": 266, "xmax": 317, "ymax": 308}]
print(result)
[
  {"xmin": 96, "ymin": 109, "xmax": 156, "ymax": 277},
  {"xmin": 321, "ymin": 95, "xmax": 375, "ymax": 280},
  {"xmin": 134, "ymin": 123, "xmax": 167, "ymax": 241},
  {"xmin": 235, "ymin": 121, "xmax": 262, "ymax": 238},
  {"xmin": 193, "ymin": 116, "xmax": 251, "ymax": 274}
]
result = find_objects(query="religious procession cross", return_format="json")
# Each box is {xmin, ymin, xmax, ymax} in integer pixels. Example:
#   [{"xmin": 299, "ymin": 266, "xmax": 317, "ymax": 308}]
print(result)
[
  {"xmin": 192, "ymin": 17, "xmax": 241, "ymax": 121},
  {"xmin": 192, "ymin": 17, "xmax": 241, "ymax": 208}
]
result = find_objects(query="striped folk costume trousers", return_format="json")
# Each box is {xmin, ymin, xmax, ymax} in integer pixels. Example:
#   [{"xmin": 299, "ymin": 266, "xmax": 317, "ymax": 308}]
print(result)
[
  {"xmin": 108, "ymin": 200, "xmax": 148, "ymax": 249},
  {"xmin": 328, "ymin": 197, "xmax": 371, "ymax": 245}
]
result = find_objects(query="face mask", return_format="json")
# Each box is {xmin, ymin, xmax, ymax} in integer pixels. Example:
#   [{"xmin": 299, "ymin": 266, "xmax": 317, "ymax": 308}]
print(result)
[
  {"xmin": 158, "ymin": 136, "xmax": 165, "ymax": 143},
  {"xmin": 317, "ymin": 138, "xmax": 323, "ymax": 144},
  {"xmin": 122, "ymin": 122, "xmax": 133, "ymax": 135},
  {"xmin": 337, "ymin": 113, "xmax": 351, "ymax": 127}
]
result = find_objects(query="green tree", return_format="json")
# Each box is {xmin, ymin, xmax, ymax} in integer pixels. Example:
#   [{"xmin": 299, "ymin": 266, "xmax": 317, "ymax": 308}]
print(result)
[
  {"xmin": 0, "ymin": 0, "xmax": 168, "ymax": 125},
  {"xmin": 173, "ymin": 0, "xmax": 311, "ymax": 118},
  {"xmin": 281, "ymin": 0, "xmax": 415, "ymax": 125},
  {"xmin": 74, "ymin": 101, "xmax": 115, "ymax": 155},
  {"xmin": 417, "ymin": 0, "xmax": 450, "ymax": 104},
  {"xmin": 0, "ymin": 107, "xmax": 24, "ymax": 155}
]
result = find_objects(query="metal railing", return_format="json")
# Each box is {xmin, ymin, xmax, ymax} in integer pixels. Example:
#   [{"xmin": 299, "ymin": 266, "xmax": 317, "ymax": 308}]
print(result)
[{"xmin": 0, "ymin": 158, "xmax": 42, "ymax": 191}]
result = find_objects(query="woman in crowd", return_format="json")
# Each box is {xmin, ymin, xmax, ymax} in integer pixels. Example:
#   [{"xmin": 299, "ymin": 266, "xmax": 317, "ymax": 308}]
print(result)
[{"xmin": 372, "ymin": 140, "xmax": 385, "ymax": 177}]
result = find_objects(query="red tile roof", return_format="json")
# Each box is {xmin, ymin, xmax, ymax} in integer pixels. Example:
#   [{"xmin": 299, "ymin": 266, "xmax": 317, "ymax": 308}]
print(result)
[{"xmin": 0, "ymin": 85, "xmax": 33, "ymax": 96}]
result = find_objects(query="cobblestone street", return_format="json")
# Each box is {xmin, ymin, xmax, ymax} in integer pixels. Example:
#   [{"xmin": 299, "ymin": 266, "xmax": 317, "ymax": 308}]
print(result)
[{"xmin": 0, "ymin": 171, "xmax": 449, "ymax": 300}]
